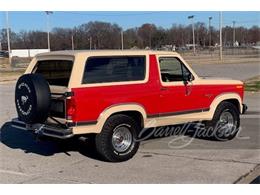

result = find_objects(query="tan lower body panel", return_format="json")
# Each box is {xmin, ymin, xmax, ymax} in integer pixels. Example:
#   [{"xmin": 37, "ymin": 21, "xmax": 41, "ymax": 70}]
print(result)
[
  {"xmin": 71, "ymin": 111, "xmax": 212, "ymax": 135},
  {"xmin": 71, "ymin": 93, "xmax": 242, "ymax": 135},
  {"xmin": 144, "ymin": 111, "xmax": 211, "ymax": 128}
]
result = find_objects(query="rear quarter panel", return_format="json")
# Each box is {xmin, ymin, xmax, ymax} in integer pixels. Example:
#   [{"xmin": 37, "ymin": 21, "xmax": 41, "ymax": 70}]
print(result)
[{"xmin": 71, "ymin": 54, "xmax": 161, "ymax": 123}]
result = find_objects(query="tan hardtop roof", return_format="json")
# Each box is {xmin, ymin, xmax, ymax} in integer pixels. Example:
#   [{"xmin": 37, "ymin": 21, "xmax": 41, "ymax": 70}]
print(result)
[{"xmin": 36, "ymin": 50, "xmax": 179, "ymax": 57}]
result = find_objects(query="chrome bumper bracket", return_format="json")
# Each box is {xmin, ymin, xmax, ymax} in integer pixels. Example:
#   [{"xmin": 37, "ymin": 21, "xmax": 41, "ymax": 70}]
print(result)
[{"xmin": 11, "ymin": 118, "xmax": 74, "ymax": 139}]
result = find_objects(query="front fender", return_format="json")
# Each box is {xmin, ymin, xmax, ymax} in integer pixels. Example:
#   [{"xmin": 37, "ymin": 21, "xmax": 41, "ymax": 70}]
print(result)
[{"xmin": 208, "ymin": 92, "xmax": 243, "ymax": 119}]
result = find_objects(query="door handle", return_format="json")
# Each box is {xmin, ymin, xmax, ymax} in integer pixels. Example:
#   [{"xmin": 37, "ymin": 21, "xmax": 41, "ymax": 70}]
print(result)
[{"xmin": 160, "ymin": 87, "xmax": 168, "ymax": 91}]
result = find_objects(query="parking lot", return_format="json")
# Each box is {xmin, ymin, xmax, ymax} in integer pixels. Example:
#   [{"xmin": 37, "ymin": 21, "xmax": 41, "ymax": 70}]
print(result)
[{"xmin": 0, "ymin": 62, "xmax": 259, "ymax": 183}]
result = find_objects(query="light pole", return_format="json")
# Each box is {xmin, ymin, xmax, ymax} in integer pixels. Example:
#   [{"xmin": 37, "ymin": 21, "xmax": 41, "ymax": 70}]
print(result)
[
  {"xmin": 232, "ymin": 21, "xmax": 236, "ymax": 46},
  {"xmin": 45, "ymin": 11, "xmax": 53, "ymax": 51},
  {"xmin": 219, "ymin": 11, "xmax": 223, "ymax": 61},
  {"xmin": 89, "ymin": 36, "xmax": 92, "ymax": 50},
  {"xmin": 121, "ymin": 31, "xmax": 124, "ymax": 50},
  {"xmin": 71, "ymin": 35, "xmax": 74, "ymax": 50},
  {"xmin": 208, "ymin": 17, "xmax": 212, "ymax": 46},
  {"xmin": 188, "ymin": 15, "xmax": 195, "ymax": 55},
  {"xmin": 6, "ymin": 11, "xmax": 11, "ymax": 65}
]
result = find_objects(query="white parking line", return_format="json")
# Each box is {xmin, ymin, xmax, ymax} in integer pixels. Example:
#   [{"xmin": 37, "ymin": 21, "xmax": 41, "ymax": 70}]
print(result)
[
  {"xmin": 0, "ymin": 169, "xmax": 30, "ymax": 176},
  {"xmin": 241, "ymin": 115, "xmax": 260, "ymax": 119}
]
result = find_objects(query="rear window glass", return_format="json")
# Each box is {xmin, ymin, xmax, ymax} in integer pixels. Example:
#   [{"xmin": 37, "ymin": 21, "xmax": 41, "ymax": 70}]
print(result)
[
  {"xmin": 34, "ymin": 60, "xmax": 73, "ymax": 86},
  {"xmin": 82, "ymin": 56, "xmax": 146, "ymax": 84}
]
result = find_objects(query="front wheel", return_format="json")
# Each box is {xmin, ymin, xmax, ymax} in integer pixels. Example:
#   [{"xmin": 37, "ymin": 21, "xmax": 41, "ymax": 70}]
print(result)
[
  {"xmin": 95, "ymin": 114, "xmax": 140, "ymax": 162},
  {"xmin": 204, "ymin": 101, "xmax": 240, "ymax": 141}
]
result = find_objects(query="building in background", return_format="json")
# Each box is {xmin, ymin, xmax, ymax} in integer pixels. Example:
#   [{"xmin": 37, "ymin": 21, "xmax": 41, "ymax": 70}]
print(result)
[{"xmin": 10, "ymin": 49, "xmax": 50, "ymax": 58}]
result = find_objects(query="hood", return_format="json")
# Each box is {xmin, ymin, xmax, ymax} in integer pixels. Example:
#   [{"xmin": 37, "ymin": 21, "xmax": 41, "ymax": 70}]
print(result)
[{"xmin": 196, "ymin": 76, "xmax": 244, "ymax": 85}]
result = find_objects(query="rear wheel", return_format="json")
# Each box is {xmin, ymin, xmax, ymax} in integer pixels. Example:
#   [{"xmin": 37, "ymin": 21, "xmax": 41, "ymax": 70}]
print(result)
[
  {"xmin": 95, "ymin": 114, "xmax": 140, "ymax": 162},
  {"xmin": 205, "ymin": 101, "xmax": 240, "ymax": 140}
]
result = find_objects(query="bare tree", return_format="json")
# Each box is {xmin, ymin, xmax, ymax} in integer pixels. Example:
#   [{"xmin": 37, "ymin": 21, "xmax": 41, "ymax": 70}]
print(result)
[{"xmin": 0, "ymin": 21, "xmax": 259, "ymax": 51}]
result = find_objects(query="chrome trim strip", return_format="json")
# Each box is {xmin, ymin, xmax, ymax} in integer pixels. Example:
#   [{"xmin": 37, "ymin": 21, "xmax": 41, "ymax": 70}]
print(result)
[
  {"xmin": 11, "ymin": 124, "xmax": 27, "ymax": 130},
  {"xmin": 147, "ymin": 108, "xmax": 210, "ymax": 118},
  {"xmin": 67, "ymin": 120, "xmax": 97, "ymax": 127}
]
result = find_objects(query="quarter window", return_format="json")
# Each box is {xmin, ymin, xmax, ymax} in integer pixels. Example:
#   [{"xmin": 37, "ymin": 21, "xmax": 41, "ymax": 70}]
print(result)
[
  {"xmin": 83, "ymin": 56, "xmax": 146, "ymax": 84},
  {"xmin": 34, "ymin": 60, "xmax": 73, "ymax": 86}
]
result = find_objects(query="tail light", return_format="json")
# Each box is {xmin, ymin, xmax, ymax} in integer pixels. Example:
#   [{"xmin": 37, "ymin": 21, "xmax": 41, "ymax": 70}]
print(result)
[{"xmin": 66, "ymin": 98, "xmax": 76, "ymax": 120}]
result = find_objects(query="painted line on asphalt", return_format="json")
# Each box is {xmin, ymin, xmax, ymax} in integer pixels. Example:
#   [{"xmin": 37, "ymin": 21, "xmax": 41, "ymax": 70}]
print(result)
[
  {"xmin": 241, "ymin": 115, "xmax": 260, "ymax": 119},
  {"xmin": 0, "ymin": 80, "xmax": 17, "ymax": 84},
  {"xmin": 0, "ymin": 169, "xmax": 30, "ymax": 176}
]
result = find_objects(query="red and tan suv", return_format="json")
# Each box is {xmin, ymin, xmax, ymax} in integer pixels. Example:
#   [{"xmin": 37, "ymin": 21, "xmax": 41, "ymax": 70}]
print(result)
[{"xmin": 12, "ymin": 50, "xmax": 247, "ymax": 162}]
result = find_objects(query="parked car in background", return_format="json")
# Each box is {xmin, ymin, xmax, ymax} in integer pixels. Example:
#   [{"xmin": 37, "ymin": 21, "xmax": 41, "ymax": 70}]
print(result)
[{"xmin": 0, "ymin": 51, "xmax": 9, "ymax": 58}]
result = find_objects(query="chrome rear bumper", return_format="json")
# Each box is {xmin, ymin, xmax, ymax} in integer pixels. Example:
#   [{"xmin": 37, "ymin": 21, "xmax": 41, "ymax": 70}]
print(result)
[{"xmin": 11, "ymin": 118, "xmax": 74, "ymax": 139}]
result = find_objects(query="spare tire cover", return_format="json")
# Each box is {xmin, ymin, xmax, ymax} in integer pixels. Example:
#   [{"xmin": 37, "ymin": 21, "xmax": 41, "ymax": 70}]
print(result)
[{"xmin": 15, "ymin": 73, "xmax": 51, "ymax": 124}]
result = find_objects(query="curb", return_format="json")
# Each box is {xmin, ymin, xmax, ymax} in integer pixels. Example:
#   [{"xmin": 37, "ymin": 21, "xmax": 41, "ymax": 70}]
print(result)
[{"xmin": 234, "ymin": 164, "xmax": 260, "ymax": 184}]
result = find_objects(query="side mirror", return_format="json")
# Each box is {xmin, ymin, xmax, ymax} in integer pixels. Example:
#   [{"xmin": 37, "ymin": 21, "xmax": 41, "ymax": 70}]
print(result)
[{"xmin": 183, "ymin": 72, "xmax": 194, "ymax": 84}]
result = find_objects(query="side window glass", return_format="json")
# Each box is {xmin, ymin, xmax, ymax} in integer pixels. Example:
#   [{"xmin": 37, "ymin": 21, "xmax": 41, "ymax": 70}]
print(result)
[
  {"xmin": 159, "ymin": 57, "xmax": 183, "ymax": 82},
  {"xmin": 82, "ymin": 56, "xmax": 146, "ymax": 84}
]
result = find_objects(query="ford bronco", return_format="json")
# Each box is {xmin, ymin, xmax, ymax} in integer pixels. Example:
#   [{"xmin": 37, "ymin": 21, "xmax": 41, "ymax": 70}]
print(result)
[{"xmin": 12, "ymin": 50, "xmax": 247, "ymax": 162}]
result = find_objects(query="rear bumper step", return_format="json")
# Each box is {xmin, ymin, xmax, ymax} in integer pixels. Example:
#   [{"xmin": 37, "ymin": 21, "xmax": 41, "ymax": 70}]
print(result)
[{"xmin": 11, "ymin": 118, "xmax": 74, "ymax": 139}]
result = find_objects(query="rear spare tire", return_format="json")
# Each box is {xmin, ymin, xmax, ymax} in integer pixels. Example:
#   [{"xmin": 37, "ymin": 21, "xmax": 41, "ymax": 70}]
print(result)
[{"xmin": 15, "ymin": 73, "xmax": 51, "ymax": 124}]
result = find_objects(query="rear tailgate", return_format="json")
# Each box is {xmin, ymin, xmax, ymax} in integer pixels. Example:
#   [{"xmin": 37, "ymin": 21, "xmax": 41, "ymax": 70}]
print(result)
[{"xmin": 49, "ymin": 86, "xmax": 69, "ymax": 119}]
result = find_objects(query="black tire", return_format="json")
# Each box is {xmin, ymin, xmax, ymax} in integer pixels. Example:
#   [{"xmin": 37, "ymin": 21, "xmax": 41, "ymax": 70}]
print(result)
[
  {"xmin": 15, "ymin": 73, "xmax": 51, "ymax": 124},
  {"xmin": 205, "ymin": 101, "xmax": 240, "ymax": 141},
  {"xmin": 95, "ymin": 114, "xmax": 140, "ymax": 162}
]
